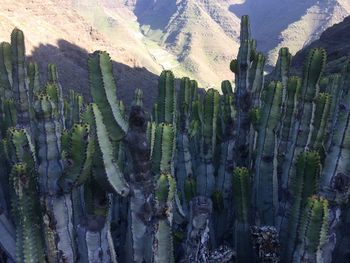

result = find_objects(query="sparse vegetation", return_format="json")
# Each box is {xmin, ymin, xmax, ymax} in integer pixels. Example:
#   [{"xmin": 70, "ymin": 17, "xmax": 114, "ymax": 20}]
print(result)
[{"xmin": 0, "ymin": 14, "xmax": 349, "ymax": 263}]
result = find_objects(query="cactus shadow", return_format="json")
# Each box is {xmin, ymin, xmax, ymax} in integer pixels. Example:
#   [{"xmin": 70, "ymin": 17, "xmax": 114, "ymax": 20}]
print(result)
[
  {"xmin": 229, "ymin": 0, "xmax": 321, "ymax": 53},
  {"xmin": 28, "ymin": 39, "xmax": 159, "ymax": 110}
]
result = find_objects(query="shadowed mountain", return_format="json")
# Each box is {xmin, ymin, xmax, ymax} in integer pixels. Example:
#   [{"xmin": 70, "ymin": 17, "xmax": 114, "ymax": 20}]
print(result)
[
  {"xmin": 28, "ymin": 39, "xmax": 159, "ymax": 110},
  {"xmin": 292, "ymin": 15, "xmax": 350, "ymax": 74}
]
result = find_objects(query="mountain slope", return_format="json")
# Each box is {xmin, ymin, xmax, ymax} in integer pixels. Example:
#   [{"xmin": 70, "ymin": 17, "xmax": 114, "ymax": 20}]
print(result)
[
  {"xmin": 293, "ymin": 15, "xmax": 350, "ymax": 73},
  {"xmin": 0, "ymin": 0, "xmax": 349, "ymax": 95},
  {"xmin": 0, "ymin": 0, "xmax": 160, "ymax": 108}
]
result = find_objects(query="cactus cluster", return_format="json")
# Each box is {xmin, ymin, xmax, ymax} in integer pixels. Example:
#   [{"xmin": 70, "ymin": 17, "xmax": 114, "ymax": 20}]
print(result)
[{"xmin": 0, "ymin": 15, "xmax": 349, "ymax": 263}]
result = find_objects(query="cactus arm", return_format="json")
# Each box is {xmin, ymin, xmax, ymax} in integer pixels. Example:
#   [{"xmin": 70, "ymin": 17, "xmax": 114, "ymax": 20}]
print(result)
[
  {"xmin": 0, "ymin": 42, "xmax": 13, "ymax": 100},
  {"xmin": 283, "ymin": 151, "xmax": 321, "ymax": 262},
  {"xmin": 278, "ymin": 77, "xmax": 301, "ymax": 163},
  {"xmin": 234, "ymin": 15, "xmax": 252, "ymax": 167},
  {"xmin": 272, "ymin": 47, "xmax": 292, "ymax": 88},
  {"xmin": 254, "ymin": 81, "xmax": 283, "ymax": 225},
  {"xmin": 89, "ymin": 51, "xmax": 128, "ymax": 142},
  {"xmin": 250, "ymin": 53, "xmax": 265, "ymax": 107},
  {"xmin": 221, "ymin": 80, "xmax": 233, "ymax": 96},
  {"xmin": 92, "ymin": 104, "xmax": 129, "ymax": 196},
  {"xmin": 214, "ymin": 93, "xmax": 235, "ymax": 242},
  {"xmin": 196, "ymin": 89, "xmax": 220, "ymax": 197},
  {"xmin": 153, "ymin": 174, "xmax": 176, "ymax": 263},
  {"xmin": 157, "ymin": 70, "xmax": 176, "ymax": 124},
  {"xmin": 321, "ymin": 59, "xmax": 350, "ymax": 189},
  {"xmin": 293, "ymin": 197, "xmax": 329, "ymax": 263},
  {"xmin": 10, "ymin": 163, "xmax": 45, "ymax": 263},
  {"xmin": 325, "ymin": 74, "xmax": 342, "ymax": 146},
  {"xmin": 308, "ymin": 93, "xmax": 331, "ymax": 150},
  {"xmin": 151, "ymin": 123, "xmax": 175, "ymax": 175},
  {"xmin": 179, "ymin": 77, "xmax": 192, "ymax": 110},
  {"xmin": 58, "ymin": 123, "xmax": 94, "ymax": 191},
  {"xmin": 27, "ymin": 62, "xmax": 41, "ymax": 101},
  {"xmin": 11, "ymin": 28, "xmax": 30, "ymax": 126},
  {"xmin": 175, "ymin": 124, "xmax": 193, "ymax": 210},
  {"xmin": 232, "ymin": 167, "xmax": 253, "ymax": 262}
]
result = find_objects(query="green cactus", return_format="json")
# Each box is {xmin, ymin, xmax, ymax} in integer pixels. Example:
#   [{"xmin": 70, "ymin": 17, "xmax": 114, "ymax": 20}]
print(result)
[
  {"xmin": 27, "ymin": 62, "xmax": 41, "ymax": 100},
  {"xmin": 281, "ymin": 48, "xmax": 326, "ymax": 193},
  {"xmin": 254, "ymin": 81, "xmax": 283, "ymax": 225},
  {"xmin": 292, "ymin": 196, "xmax": 329, "ymax": 263},
  {"xmin": 321, "ymin": 58, "xmax": 350, "ymax": 194},
  {"xmin": 152, "ymin": 123, "xmax": 175, "ymax": 175},
  {"xmin": 157, "ymin": 70, "xmax": 176, "ymax": 124},
  {"xmin": 64, "ymin": 89, "xmax": 83, "ymax": 129},
  {"xmin": 283, "ymin": 151, "xmax": 321, "ymax": 263},
  {"xmin": 232, "ymin": 167, "xmax": 253, "ymax": 262},
  {"xmin": 153, "ymin": 173, "xmax": 176, "ymax": 263},
  {"xmin": 272, "ymin": 47, "xmax": 292, "ymax": 89},
  {"xmin": 234, "ymin": 15, "xmax": 252, "ymax": 167},
  {"xmin": 0, "ymin": 42, "xmax": 13, "ymax": 101},
  {"xmin": 88, "ymin": 51, "xmax": 128, "ymax": 142},
  {"xmin": 308, "ymin": 93, "xmax": 331, "ymax": 151},
  {"xmin": 58, "ymin": 123, "xmax": 94, "ymax": 192},
  {"xmin": 11, "ymin": 28, "xmax": 30, "ymax": 126},
  {"xmin": 325, "ymin": 74, "xmax": 341, "ymax": 145},
  {"xmin": 10, "ymin": 163, "xmax": 45, "ymax": 263},
  {"xmin": 196, "ymin": 88, "xmax": 220, "ymax": 197}
]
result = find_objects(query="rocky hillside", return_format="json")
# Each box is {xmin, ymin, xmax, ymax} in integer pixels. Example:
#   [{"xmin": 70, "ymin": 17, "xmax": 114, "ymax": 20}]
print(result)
[
  {"xmin": 293, "ymin": 15, "xmax": 350, "ymax": 73},
  {"xmin": 0, "ymin": 0, "xmax": 161, "ymax": 109},
  {"xmin": 122, "ymin": 0, "xmax": 350, "ymax": 76},
  {"xmin": 0, "ymin": 0, "xmax": 349, "ymax": 100}
]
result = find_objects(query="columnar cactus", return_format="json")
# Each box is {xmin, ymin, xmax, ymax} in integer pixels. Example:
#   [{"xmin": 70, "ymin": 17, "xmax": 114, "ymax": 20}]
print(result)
[
  {"xmin": 254, "ymin": 81, "xmax": 283, "ymax": 225},
  {"xmin": 232, "ymin": 167, "xmax": 252, "ymax": 262},
  {"xmin": 196, "ymin": 88, "xmax": 220, "ymax": 197},
  {"xmin": 156, "ymin": 70, "xmax": 176, "ymax": 125},
  {"xmin": 283, "ymin": 151, "xmax": 321, "ymax": 262},
  {"xmin": 11, "ymin": 29, "xmax": 30, "ymax": 126},
  {"xmin": 2, "ymin": 15, "xmax": 350, "ymax": 263}
]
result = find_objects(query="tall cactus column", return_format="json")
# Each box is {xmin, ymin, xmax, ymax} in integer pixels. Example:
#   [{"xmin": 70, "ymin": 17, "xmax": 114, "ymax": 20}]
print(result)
[
  {"xmin": 11, "ymin": 29, "xmax": 30, "ymax": 126},
  {"xmin": 34, "ymin": 94, "xmax": 76, "ymax": 262},
  {"xmin": 232, "ymin": 15, "xmax": 252, "ymax": 167}
]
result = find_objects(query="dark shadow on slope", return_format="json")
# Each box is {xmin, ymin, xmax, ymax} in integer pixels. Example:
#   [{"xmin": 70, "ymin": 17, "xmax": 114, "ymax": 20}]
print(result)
[
  {"xmin": 28, "ymin": 39, "xmax": 159, "ymax": 110},
  {"xmin": 292, "ymin": 16, "xmax": 350, "ymax": 74},
  {"xmin": 229, "ymin": 0, "xmax": 320, "ymax": 52},
  {"xmin": 133, "ymin": 0, "xmax": 177, "ymax": 30}
]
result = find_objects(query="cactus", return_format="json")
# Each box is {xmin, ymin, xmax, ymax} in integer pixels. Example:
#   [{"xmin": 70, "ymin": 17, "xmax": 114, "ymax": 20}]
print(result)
[
  {"xmin": 156, "ymin": 70, "xmax": 176, "ymax": 124},
  {"xmin": 3, "ymin": 16, "xmax": 350, "ymax": 263},
  {"xmin": 254, "ymin": 81, "xmax": 283, "ymax": 225},
  {"xmin": 283, "ymin": 151, "xmax": 321, "ymax": 262},
  {"xmin": 196, "ymin": 88, "xmax": 220, "ymax": 197},
  {"xmin": 234, "ymin": 15, "xmax": 253, "ymax": 167},
  {"xmin": 232, "ymin": 167, "xmax": 253, "ymax": 262},
  {"xmin": 292, "ymin": 196, "xmax": 329, "ymax": 263},
  {"xmin": 272, "ymin": 47, "xmax": 292, "ymax": 89},
  {"xmin": 88, "ymin": 51, "xmax": 128, "ymax": 142},
  {"xmin": 153, "ymin": 173, "xmax": 176, "ymax": 263},
  {"xmin": 10, "ymin": 163, "xmax": 45, "ymax": 263},
  {"xmin": 11, "ymin": 28, "xmax": 30, "ymax": 126},
  {"xmin": 280, "ymin": 48, "xmax": 326, "ymax": 194}
]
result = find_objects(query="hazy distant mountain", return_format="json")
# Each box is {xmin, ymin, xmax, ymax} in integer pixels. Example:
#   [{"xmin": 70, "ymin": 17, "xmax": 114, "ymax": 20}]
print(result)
[{"xmin": 0, "ymin": 0, "xmax": 349, "ymax": 93}]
